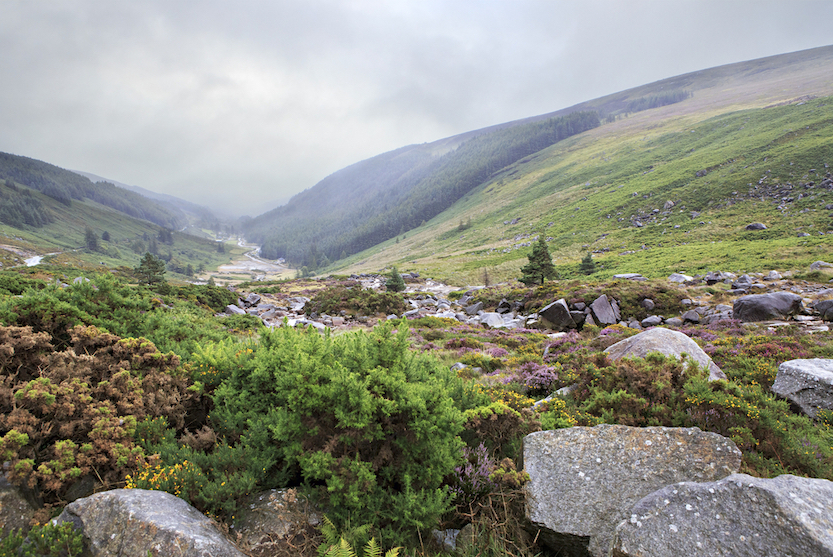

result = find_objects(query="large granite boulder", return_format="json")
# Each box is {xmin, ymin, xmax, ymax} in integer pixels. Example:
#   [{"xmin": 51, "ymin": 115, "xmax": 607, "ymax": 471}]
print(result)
[
  {"xmin": 612, "ymin": 473, "xmax": 833, "ymax": 557},
  {"xmin": 538, "ymin": 299, "xmax": 576, "ymax": 331},
  {"xmin": 772, "ymin": 359, "xmax": 833, "ymax": 418},
  {"xmin": 604, "ymin": 327, "xmax": 726, "ymax": 381},
  {"xmin": 523, "ymin": 425, "xmax": 741, "ymax": 557},
  {"xmin": 232, "ymin": 489, "xmax": 321, "ymax": 557},
  {"xmin": 479, "ymin": 312, "xmax": 506, "ymax": 329},
  {"xmin": 54, "ymin": 489, "xmax": 245, "ymax": 557},
  {"xmin": 590, "ymin": 294, "xmax": 621, "ymax": 325},
  {"xmin": 732, "ymin": 292, "xmax": 804, "ymax": 322}
]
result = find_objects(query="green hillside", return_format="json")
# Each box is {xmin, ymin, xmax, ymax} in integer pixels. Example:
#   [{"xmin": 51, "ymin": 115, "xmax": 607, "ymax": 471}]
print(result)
[
  {"xmin": 0, "ymin": 177, "xmax": 236, "ymax": 281},
  {"xmin": 317, "ymin": 46, "xmax": 833, "ymax": 284},
  {"xmin": 244, "ymin": 111, "xmax": 600, "ymax": 266}
]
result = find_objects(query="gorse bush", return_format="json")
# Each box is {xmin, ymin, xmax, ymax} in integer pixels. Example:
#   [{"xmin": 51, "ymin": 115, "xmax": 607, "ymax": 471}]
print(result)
[{"xmin": 0, "ymin": 324, "xmax": 193, "ymax": 510}]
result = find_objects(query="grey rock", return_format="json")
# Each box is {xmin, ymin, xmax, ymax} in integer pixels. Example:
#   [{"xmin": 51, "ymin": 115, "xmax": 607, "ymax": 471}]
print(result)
[
  {"xmin": 465, "ymin": 301, "xmax": 484, "ymax": 315},
  {"xmin": 667, "ymin": 273, "xmax": 693, "ymax": 283},
  {"xmin": 745, "ymin": 222, "xmax": 767, "ymax": 230},
  {"xmin": 815, "ymin": 299, "xmax": 833, "ymax": 321},
  {"xmin": 590, "ymin": 294, "xmax": 621, "ymax": 325},
  {"xmin": 640, "ymin": 298, "xmax": 655, "ymax": 311},
  {"xmin": 244, "ymin": 292, "xmax": 261, "ymax": 306},
  {"xmin": 663, "ymin": 200, "xmax": 675, "ymax": 210},
  {"xmin": 765, "ymin": 270, "xmax": 783, "ymax": 280},
  {"xmin": 225, "ymin": 304, "xmax": 246, "ymax": 315},
  {"xmin": 772, "ymin": 359, "xmax": 833, "ymax": 418},
  {"xmin": 232, "ymin": 489, "xmax": 321, "ymax": 556},
  {"xmin": 811, "ymin": 260, "xmax": 833, "ymax": 270},
  {"xmin": 613, "ymin": 273, "xmax": 645, "ymax": 280},
  {"xmin": 665, "ymin": 317, "xmax": 683, "ymax": 327},
  {"xmin": 733, "ymin": 292, "xmax": 804, "ymax": 322},
  {"xmin": 432, "ymin": 529, "xmax": 461, "ymax": 552},
  {"xmin": 604, "ymin": 327, "xmax": 726, "ymax": 381},
  {"xmin": 538, "ymin": 299, "xmax": 577, "ymax": 331},
  {"xmin": 524, "ymin": 425, "xmax": 741, "ymax": 557},
  {"xmin": 612, "ymin": 474, "xmax": 833, "ymax": 557},
  {"xmin": 0, "ymin": 475, "xmax": 36, "ymax": 538},
  {"xmin": 681, "ymin": 310, "xmax": 700, "ymax": 324},
  {"xmin": 641, "ymin": 315, "xmax": 663, "ymax": 327},
  {"xmin": 479, "ymin": 312, "xmax": 506, "ymax": 329},
  {"xmin": 54, "ymin": 489, "xmax": 245, "ymax": 557}
]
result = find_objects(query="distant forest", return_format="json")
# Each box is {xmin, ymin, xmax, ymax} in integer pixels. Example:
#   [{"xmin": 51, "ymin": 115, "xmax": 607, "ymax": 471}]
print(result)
[
  {"xmin": 245, "ymin": 111, "xmax": 601, "ymax": 267},
  {"xmin": 0, "ymin": 152, "xmax": 183, "ymax": 230}
]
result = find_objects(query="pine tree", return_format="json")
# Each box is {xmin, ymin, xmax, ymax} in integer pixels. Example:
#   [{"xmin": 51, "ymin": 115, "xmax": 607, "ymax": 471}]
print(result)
[
  {"xmin": 84, "ymin": 227, "xmax": 99, "ymax": 251},
  {"xmin": 134, "ymin": 252, "xmax": 166, "ymax": 285},
  {"xmin": 520, "ymin": 236, "xmax": 556, "ymax": 285},
  {"xmin": 386, "ymin": 266, "xmax": 406, "ymax": 292},
  {"xmin": 579, "ymin": 252, "xmax": 597, "ymax": 275}
]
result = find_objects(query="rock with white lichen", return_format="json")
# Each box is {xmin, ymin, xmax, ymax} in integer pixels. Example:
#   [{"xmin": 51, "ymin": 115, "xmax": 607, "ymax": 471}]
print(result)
[
  {"xmin": 523, "ymin": 425, "xmax": 741, "ymax": 557},
  {"xmin": 611, "ymin": 473, "xmax": 833, "ymax": 557}
]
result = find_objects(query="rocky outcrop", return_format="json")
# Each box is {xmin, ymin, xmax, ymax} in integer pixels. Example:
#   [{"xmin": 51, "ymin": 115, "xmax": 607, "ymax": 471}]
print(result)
[
  {"xmin": 232, "ymin": 489, "xmax": 321, "ymax": 557},
  {"xmin": 603, "ymin": 328, "xmax": 726, "ymax": 381},
  {"xmin": 612, "ymin": 474, "xmax": 833, "ymax": 557},
  {"xmin": 523, "ymin": 425, "xmax": 741, "ymax": 557},
  {"xmin": 54, "ymin": 489, "xmax": 245, "ymax": 557},
  {"xmin": 772, "ymin": 359, "xmax": 833, "ymax": 418},
  {"xmin": 732, "ymin": 292, "xmax": 804, "ymax": 322}
]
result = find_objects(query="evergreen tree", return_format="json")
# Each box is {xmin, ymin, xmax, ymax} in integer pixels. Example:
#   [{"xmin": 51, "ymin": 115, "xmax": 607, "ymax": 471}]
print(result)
[
  {"xmin": 216, "ymin": 241, "xmax": 225, "ymax": 253},
  {"xmin": 386, "ymin": 266, "xmax": 406, "ymax": 292},
  {"xmin": 101, "ymin": 230, "xmax": 111, "ymax": 242},
  {"xmin": 134, "ymin": 252, "xmax": 166, "ymax": 285},
  {"xmin": 520, "ymin": 236, "xmax": 556, "ymax": 285},
  {"xmin": 579, "ymin": 252, "xmax": 597, "ymax": 275},
  {"xmin": 84, "ymin": 227, "xmax": 99, "ymax": 251}
]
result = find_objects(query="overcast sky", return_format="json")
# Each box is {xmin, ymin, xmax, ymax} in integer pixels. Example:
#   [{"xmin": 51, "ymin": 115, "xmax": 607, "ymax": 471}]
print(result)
[{"xmin": 1, "ymin": 1, "xmax": 832, "ymax": 217}]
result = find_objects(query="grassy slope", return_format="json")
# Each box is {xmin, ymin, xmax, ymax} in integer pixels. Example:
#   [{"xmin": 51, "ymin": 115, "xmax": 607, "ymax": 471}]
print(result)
[
  {"xmin": 335, "ymin": 47, "xmax": 833, "ymax": 285},
  {"xmin": 0, "ymin": 185, "xmax": 239, "ymax": 281}
]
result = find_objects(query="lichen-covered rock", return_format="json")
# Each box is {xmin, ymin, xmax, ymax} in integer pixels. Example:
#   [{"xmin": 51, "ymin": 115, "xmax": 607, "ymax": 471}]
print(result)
[
  {"xmin": 604, "ymin": 327, "xmax": 726, "ymax": 381},
  {"xmin": 54, "ymin": 489, "xmax": 245, "ymax": 557},
  {"xmin": 231, "ymin": 489, "xmax": 321, "ymax": 557},
  {"xmin": 732, "ymin": 292, "xmax": 803, "ymax": 322},
  {"xmin": 612, "ymin": 473, "xmax": 833, "ymax": 557},
  {"xmin": 772, "ymin": 358, "xmax": 833, "ymax": 418},
  {"xmin": 523, "ymin": 425, "xmax": 740, "ymax": 557}
]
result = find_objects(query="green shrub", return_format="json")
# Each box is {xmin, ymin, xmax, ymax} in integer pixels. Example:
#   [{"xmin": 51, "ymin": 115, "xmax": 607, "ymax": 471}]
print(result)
[
  {"xmin": 306, "ymin": 286, "xmax": 407, "ymax": 317},
  {"xmin": 1, "ymin": 522, "xmax": 84, "ymax": 557}
]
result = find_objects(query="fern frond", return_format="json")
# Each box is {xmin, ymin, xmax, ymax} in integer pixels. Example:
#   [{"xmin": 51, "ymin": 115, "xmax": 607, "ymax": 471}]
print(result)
[{"xmin": 364, "ymin": 537, "xmax": 381, "ymax": 557}]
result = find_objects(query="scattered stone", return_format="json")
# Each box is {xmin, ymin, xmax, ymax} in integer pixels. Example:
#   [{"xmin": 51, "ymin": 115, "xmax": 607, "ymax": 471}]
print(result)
[
  {"xmin": 815, "ymin": 299, "xmax": 833, "ymax": 321},
  {"xmin": 765, "ymin": 270, "xmax": 783, "ymax": 281},
  {"xmin": 0, "ymin": 475, "xmax": 36, "ymax": 538},
  {"xmin": 745, "ymin": 222, "xmax": 767, "ymax": 230},
  {"xmin": 640, "ymin": 315, "xmax": 663, "ymax": 327},
  {"xmin": 604, "ymin": 327, "xmax": 726, "ymax": 381},
  {"xmin": 538, "ymin": 299, "xmax": 576, "ymax": 332},
  {"xmin": 524, "ymin": 425, "xmax": 741, "ymax": 557},
  {"xmin": 772, "ymin": 359, "xmax": 833, "ymax": 418},
  {"xmin": 225, "ymin": 304, "xmax": 247, "ymax": 315},
  {"xmin": 665, "ymin": 317, "xmax": 683, "ymax": 327},
  {"xmin": 810, "ymin": 260, "xmax": 833, "ymax": 270},
  {"xmin": 464, "ymin": 301, "xmax": 484, "ymax": 315},
  {"xmin": 590, "ymin": 294, "xmax": 621, "ymax": 325},
  {"xmin": 479, "ymin": 312, "xmax": 506, "ymax": 329},
  {"xmin": 732, "ymin": 292, "xmax": 804, "ymax": 322},
  {"xmin": 612, "ymin": 474, "xmax": 833, "ymax": 557},
  {"xmin": 613, "ymin": 273, "xmax": 645, "ymax": 281},
  {"xmin": 667, "ymin": 272, "xmax": 693, "ymax": 283},
  {"xmin": 681, "ymin": 310, "xmax": 700, "ymax": 324},
  {"xmin": 640, "ymin": 298, "xmax": 655, "ymax": 311},
  {"xmin": 232, "ymin": 489, "xmax": 321, "ymax": 557},
  {"xmin": 54, "ymin": 489, "xmax": 246, "ymax": 557}
]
